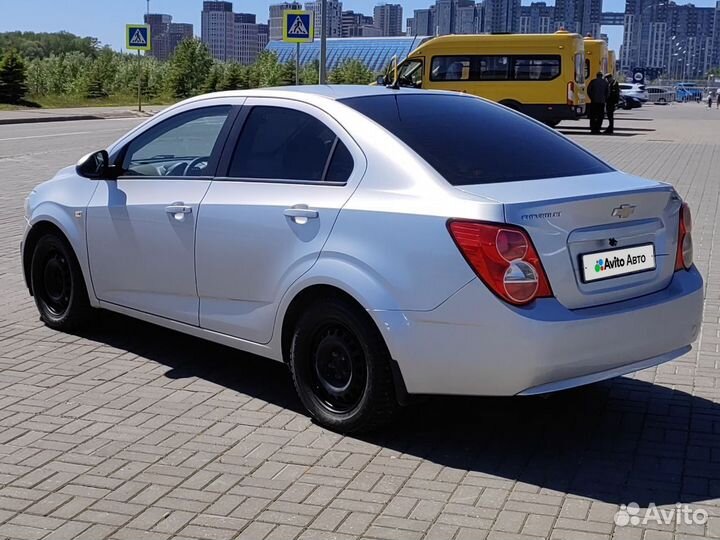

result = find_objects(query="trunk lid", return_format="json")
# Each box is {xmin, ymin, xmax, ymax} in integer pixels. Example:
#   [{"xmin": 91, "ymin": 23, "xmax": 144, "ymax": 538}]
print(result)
[{"xmin": 457, "ymin": 172, "xmax": 681, "ymax": 309}]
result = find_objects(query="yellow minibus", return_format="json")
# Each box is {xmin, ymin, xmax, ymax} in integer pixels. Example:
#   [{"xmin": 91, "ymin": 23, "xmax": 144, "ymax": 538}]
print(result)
[
  {"xmin": 382, "ymin": 30, "xmax": 586, "ymax": 126},
  {"xmin": 583, "ymin": 37, "xmax": 608, "ymax": 80}
]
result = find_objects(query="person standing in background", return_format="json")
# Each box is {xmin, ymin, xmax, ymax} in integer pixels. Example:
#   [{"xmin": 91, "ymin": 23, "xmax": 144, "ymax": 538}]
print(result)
[
  {"xmin": 587, "ymin": 72, "xmax": 609, "ymax": 134},
  {"xmin": 604, "ymin": 73, "xmax": 620, "ymax": 134}
]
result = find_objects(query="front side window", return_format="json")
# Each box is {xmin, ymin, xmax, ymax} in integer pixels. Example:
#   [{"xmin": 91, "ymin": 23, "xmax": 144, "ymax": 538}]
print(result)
[
  {"xmin": 122, "ymin": 106, "xmax": 231, "ymax": 177},
  {"xmin": 228, "ymin": 106, "xmax": 353, "ymax": 183},
  {"xmin": 340, "ymin": 94, "xmax": 612, "ymax": 186},
  {"xmin": 396, "ymin": 59, "xmax": 424, "ymax": 88}
]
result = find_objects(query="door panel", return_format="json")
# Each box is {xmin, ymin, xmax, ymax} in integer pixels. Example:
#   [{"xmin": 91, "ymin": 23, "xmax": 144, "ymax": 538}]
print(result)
[
  {"xmin": 196, "ymin": 98, "xmax": 365, "ymax": 344},
  {"xmin": 86, "ymin": 104, "xmax": 236, "ymax": 325},
  {"xmin": 87, "ymin": 179, "xmax": 210, "ymax": 324}
]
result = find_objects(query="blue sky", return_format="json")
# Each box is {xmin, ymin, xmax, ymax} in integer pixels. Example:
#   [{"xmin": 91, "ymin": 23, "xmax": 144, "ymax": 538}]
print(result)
[{"xmin": 0, "ymin": 0, "xmax": 717, "ymax": 54}]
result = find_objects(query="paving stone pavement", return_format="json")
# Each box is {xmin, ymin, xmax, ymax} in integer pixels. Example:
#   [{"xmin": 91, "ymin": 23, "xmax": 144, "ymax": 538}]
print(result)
[{"xmin": 0, "ymin": 104, "xmax": 719, "ymax": 540}]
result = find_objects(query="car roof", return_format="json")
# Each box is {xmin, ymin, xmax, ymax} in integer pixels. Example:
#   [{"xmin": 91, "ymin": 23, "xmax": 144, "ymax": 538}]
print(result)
[{"xmin": 181, "ymin": 85, "xmax": 443, "ymax": 107}]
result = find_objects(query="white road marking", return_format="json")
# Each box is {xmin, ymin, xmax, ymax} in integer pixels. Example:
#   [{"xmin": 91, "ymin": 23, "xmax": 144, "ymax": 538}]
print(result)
[
  {"xmin": 0, "ymin": 126, "xmax": 133, "ymax": 142},
  {"xmin": 0, "ymin": 131, "xmax": 93, "ymax": 142}
]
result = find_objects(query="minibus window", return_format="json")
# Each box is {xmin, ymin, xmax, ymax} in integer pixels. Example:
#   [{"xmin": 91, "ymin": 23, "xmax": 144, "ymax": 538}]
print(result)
[
  {"xmin": 512, "ymin": 57, "xmax": 560, "ymax": 80},
  {"xmin": 575, "ymin": 54, "xmax": 585, "ymax": 84},
  {"xmin": 432, "ymin": 55, "xmax": 561, "ymax": 82}
]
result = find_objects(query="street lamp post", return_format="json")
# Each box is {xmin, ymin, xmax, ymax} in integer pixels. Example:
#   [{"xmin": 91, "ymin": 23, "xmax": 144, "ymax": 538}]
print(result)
[{"xmin": 319, "ymin": 0, "xmax": 327, "ymax": 84}]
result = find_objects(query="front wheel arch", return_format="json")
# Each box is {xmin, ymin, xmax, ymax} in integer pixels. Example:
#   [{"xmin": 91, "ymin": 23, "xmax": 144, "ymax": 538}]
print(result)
[{"xmin": 23, "ymin": 221, "xmax": 72, "ymax": 295}]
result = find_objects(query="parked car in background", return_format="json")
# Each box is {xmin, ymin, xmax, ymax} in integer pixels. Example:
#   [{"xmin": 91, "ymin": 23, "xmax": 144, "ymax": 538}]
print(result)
[
  {"xmin": 675, "ymin": 82, "xmax": 702, "ymax": 102},
  {"xmin": 619, "ymin": 83, "xmax": 649, "ymax": 103},
  {"xmin": 619, "ymin": 94, "xmax": 643, "ymax": 110},
  {"xmin": 646, "ymin": 87, "xmax": 674, "ymax": 104}
]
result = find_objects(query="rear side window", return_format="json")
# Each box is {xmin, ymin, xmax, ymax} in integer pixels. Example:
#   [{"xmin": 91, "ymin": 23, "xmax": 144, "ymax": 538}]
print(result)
[
  {"xmin": 228, "ymin": 106, "xmax": 353, "ymax": 182},
  {"xmin": 340, "ymin": 94, "xmax": 611, "ymax": 185}
]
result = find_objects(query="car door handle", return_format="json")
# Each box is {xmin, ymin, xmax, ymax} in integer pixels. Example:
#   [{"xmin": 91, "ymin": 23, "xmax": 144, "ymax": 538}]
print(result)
[
  {"xmin": 165, "ymin": 205, "xmax": 192, "ymax": 214},
  {"xmin": 283, "ymin": 207, "xmax": 319, "ymax": 219}
]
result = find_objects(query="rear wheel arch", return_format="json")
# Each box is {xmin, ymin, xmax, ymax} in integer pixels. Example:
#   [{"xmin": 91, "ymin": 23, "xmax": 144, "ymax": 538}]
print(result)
[
  {"xmin": 281, "ymin": 285, "xmax": 374, "ymax": 364},
  {"xmin": 280, "ymin": 284, "xmax": 410, "ymax": 410}
]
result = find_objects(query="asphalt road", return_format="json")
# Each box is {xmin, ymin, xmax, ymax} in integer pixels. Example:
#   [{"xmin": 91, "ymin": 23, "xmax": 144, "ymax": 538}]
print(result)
[{"xmin": 0, "ymin": 104, "xmax": 719, "ymax": 540}]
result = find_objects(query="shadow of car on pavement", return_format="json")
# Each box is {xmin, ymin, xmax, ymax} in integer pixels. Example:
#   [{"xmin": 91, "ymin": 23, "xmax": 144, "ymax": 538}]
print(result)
[{"xmin": 76, "ymin": 311, "xmax": 717, "ymax": 508}]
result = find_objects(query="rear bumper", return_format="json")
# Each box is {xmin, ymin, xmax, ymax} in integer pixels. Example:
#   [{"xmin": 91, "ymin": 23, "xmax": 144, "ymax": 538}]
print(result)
[{"xmin": 372, "ymin": 267, "xmax": 703, "ymax": 396}]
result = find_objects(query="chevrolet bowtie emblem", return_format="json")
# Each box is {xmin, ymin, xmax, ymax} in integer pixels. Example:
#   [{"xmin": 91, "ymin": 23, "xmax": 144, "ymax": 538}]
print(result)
[{"xmin": 612, "ymin": 204, "xmax": 636, "ymax": 219}]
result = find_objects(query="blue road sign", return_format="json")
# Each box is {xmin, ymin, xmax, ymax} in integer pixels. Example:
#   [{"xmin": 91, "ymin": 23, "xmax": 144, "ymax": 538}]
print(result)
[
  {"xmin": 126, "ymin": 24, "xmax": 151, "ymax": 51},
  {"xmin": 283, "ymin": 10, "xmax": 313, "ymax": 43}
]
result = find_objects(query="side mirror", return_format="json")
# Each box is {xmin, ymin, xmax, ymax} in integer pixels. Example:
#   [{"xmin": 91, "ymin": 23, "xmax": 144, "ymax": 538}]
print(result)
[
  {"xmin": 76, "ymin": 150, "xmax": 117, "ymax": 180},
  {"xmin": 376, "ymin": 75, "xmax": 386, "ymax": 86}
]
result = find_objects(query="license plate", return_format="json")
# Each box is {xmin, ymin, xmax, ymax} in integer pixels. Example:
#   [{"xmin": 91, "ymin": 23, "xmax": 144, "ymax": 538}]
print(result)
[{"xmin": 581, "ymin": 244, "xmax": 656, "ymax": 283}]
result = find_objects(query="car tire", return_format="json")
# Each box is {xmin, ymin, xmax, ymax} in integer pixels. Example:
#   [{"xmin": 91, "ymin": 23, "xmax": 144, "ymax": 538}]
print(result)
[
  {"xmin": 30, "ymin": 233, "xmax": 92, "ymax": 331},
  {"xmin": 289, "ymin": 296, "xmax": 397, "ymax": 433},
  {"xmin": 658, "ymin": 97, "xmax": 666, "ymax": 103}
]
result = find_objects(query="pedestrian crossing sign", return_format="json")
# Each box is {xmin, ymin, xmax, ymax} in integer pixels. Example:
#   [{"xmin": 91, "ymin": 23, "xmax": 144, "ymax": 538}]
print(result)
[
  {"xmin": 126, "ymin": 24, "xmax": 151, "ymax": 51},
  {"xmin": 283, "ymin": 10, "xmax": 313, "ymax": 43}
]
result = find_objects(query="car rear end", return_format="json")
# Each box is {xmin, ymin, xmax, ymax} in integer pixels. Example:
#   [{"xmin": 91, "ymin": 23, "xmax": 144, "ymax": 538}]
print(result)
[{"xmin": 339, "ymin": 91, "xmax": 703, "ymax": 397}]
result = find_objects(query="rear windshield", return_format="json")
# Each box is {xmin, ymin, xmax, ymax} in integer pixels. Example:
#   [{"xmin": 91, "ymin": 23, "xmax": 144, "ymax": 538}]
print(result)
[{"xmin": 340, "ymin": 94, "xmax": 611, "ymax": 185}]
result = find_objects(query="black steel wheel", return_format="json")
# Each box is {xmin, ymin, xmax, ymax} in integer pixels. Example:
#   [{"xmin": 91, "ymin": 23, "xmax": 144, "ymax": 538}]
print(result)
[
  {"xmin": 30, "ymin": 233, "xmax": 91, "ymax": 330},
  {"xmin": 289, "ymin": 296, "xmax": 397, "ymax": 433}
]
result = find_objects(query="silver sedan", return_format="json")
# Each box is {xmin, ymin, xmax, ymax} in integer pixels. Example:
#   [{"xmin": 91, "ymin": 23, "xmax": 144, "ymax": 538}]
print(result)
[{"xmin": 22, "ymin": 86, "xmax": 703, "ymax": 432}]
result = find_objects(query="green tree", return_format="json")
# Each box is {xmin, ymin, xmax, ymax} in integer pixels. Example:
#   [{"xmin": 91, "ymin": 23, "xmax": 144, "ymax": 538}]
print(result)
[
  {"xmin": 250, "ymin": 51, "xmax": 285, "ymax": 88},
  {"xmin": 203, "ymin": 64, "xmax": 224, "ymax": 93},
  {"xmin": 166, "ymin": 39, "xmax": 213, "ymax": 99},
  {"xmin": 328, "ymin": 59, "xmax": 373, "ymax": 85},
  {"xmin": 220, "ymin": 63, "xmax": 247, "ymax": 91},
  {"xmin": 300, "ymin": 60, "xmax": 319, "ymax": 85},
  {"xmin": 0, "ymin": 31, "xmax": 99, "ymax": 60},
  {"xmin": 0, "ymin": 49, "xmax": 28, "ymax": 104}
]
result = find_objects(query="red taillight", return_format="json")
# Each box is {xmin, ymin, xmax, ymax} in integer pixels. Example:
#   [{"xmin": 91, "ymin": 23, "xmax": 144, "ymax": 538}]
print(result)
[
  {"xmin": 448, "ymin": 220, "xmax": 553, "ymax": 305},
  {"xmin": 567, "ymin": 81, "xmax": 575, "ymax": 105},
  {"xmin": 675, "ymin": 202, "xmax": 693, "ymax": 271}
]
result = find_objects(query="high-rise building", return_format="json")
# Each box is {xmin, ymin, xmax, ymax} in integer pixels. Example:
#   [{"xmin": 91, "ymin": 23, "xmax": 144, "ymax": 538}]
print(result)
[
  {"xmin": 519, "ymin": 2, "xmax": 555, "ymax": 33},
  {"xmin": 621, "ymin": 0, "xmax": 716, "ymax": 77},
  {"xmin": 484, "ymin": 0, "xmax": 521, "ymax": 33},
  {"xmin": 555, "ymin": 0, "xmax": 602, "ymax": 39},
  {"xmin": 269, "ymin": 2, "xmax": 303, "ymax": 41},
  {"xmin": 202, "ymin": 1, "xmax": 236, "ymax": 61},
  {"xmin": 305, "ymin": 0, "xmax": 343, "ymax": 38},
  {"xmin": 714, "ymin": 1, "xmax": 720, "ymax": 70},
  {"xmin": 144, "ymin": 14, "xmax": 194, "ymax": 61},
  {"xmin": 257, "ymin": 23, "xmax": 270, "ymax": 50},
  {"xmin": 667, "ymin": 3, "xmax": 715, "ymax": 77},
  {"xmin": 455, "ymin": 3, "xmax": 480, "ymax": 33},
  {"xmin": 409, "ymin": 8, "xmax": 435, "ymax": 35},
  {"xmin": 554, "ymin": 0, "xmax": 602, "ymax": 37},
  {"xmin": 168, "ymin": 23, "xmax": 194, "ymax": 55},
  {"xmin": 374, "ymin": 4, "xmax": 404, "ymax": 36},
  {"xmin": 201, "ymin": 2, "xmax": 268, "ymax": 64},
  {"xmin": 341, "ymin": 11, "xmax": 377, "ymax": 37},
  {"xmin": 234, "ymin": 13, "xmax": 259, "ymax": 65}
]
